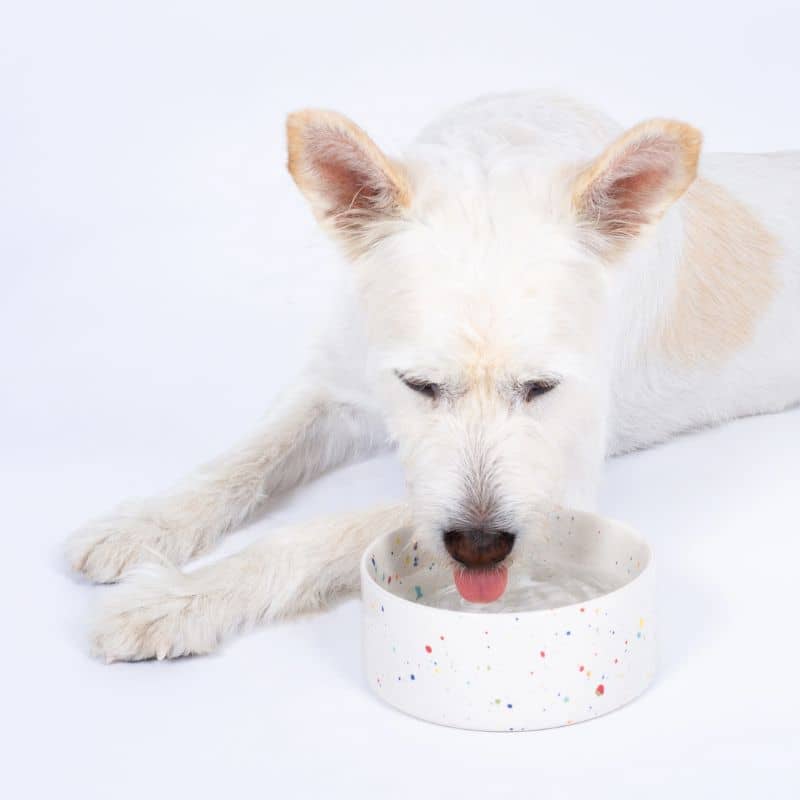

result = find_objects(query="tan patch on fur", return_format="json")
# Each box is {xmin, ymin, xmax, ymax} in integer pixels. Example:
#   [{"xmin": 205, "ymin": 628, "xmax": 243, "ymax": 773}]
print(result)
[
  {"xmin": 572, "ymin": 119, "xmax": 702, "ymax": 259},
  {"xmin": 658, "ymin": 178, "xmax": 781, "ymax": 366}
]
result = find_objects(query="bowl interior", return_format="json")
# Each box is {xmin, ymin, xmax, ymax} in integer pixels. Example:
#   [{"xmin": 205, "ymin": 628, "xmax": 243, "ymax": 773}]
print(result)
[{"xmin": 364, "ymin": 510, "xmax": 651, "ymax": 614}]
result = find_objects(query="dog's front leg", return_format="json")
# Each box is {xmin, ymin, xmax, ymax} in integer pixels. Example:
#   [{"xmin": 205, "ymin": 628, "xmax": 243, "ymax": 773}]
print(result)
[
  {"xmin": 90, "ymin": 503, "xmax": 410, "ymax": 662},
  {"xmin": 67, "ymin": 385, "xmax": 386, "ymax": 583}
]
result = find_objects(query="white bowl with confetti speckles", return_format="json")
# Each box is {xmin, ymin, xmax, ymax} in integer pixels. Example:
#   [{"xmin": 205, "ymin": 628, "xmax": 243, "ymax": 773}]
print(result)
[{"xmin": 361, "ymin": 510, "xmax": 655, "ymax": 731}]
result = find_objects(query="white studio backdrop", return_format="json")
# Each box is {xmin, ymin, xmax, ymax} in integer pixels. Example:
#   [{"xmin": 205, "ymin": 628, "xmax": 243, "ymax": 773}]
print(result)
[{"xmin": 2, "ymin": 2, "xmax": 799, "ymax": 798}]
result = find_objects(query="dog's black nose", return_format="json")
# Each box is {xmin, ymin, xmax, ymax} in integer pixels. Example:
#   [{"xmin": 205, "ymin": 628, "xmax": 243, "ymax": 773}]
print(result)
[{"xmin": 443, "ymin": 528, "xmax": 515, "ymax": 568}]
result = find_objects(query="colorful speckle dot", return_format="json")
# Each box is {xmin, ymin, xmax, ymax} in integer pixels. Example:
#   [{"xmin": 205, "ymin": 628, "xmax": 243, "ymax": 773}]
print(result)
[
  {"xmin": 410, "ymin": 674, "xmax": 415, "ymax": 680},
  {"xmin": 595, "ymin": 684, "xmax": 605, "ymax": 696},
  {"xmin": 425, "ymin": 645, "xmax": 432, "ymax": 654},
  {"xmin": 540, "ymin": 651, "xmax": 546, "ymax": 658},
  {"xmin": 413, "ymin": 585, "xmax": 423, "ymax": 600}
]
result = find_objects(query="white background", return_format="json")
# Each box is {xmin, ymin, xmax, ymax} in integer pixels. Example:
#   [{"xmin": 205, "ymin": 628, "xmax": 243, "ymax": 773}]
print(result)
[{"xmin": 3, "ymin": 1, "xmax": 800, "ymax": 797}]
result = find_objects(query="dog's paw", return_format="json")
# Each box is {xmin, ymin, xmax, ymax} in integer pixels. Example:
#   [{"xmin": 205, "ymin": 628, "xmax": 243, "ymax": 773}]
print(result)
[
  {"xmin": 91, "ymin": 565, "xmax": 220, "ymax": 662},
  {"xmin": 66, "ymin": 507, "xmax": 180, "ymax": 584}
]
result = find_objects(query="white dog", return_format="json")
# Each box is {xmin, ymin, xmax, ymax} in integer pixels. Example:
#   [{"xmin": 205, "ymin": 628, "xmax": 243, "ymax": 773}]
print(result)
[{"xmin": 67, "ymin": 92, "xmax": 800, "ymax": 661}]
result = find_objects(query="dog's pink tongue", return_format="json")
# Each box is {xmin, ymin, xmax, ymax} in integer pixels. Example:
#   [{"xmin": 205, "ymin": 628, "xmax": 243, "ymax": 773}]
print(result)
[{"xmin": 453, "ymin": 566, "xmax": 508, "ymax": 603}]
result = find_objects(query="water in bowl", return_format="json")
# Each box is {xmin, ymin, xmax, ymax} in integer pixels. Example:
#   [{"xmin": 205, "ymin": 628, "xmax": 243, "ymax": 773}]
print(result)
[{"xmin": 417, "ymin": 560, "xmax": 621, "ymax": 613}]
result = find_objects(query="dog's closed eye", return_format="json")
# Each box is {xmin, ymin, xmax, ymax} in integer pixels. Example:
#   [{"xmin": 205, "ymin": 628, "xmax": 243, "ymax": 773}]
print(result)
[
  {"xmin": 522, "ymin": 379, "xmax": 558, "ymax": 402},
  {"xmin": 397, "ymin": 373, "xmax": 441, "ymax": 401}
]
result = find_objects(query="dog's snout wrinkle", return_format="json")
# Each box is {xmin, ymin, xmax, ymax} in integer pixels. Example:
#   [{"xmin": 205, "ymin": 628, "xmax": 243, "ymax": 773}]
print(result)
[{"xmin": 443, "ymin": 528, "xmax": 515, "ymax": 568}]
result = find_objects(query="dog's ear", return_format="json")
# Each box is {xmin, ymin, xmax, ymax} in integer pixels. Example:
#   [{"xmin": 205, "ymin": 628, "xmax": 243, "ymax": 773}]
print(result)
[
  {"xmin": 286, "ymin": 110, "xmax": 411, "ymax": 252},
  {"xmin": 571, "ymin": 119, "xmax": 702, "ymax": 258}
]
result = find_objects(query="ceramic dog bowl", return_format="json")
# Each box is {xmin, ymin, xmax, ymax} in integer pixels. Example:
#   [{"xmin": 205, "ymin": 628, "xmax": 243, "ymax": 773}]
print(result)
[{"xmin": 361, "ymin": 510, "xmax": 655, "ymax": 731}]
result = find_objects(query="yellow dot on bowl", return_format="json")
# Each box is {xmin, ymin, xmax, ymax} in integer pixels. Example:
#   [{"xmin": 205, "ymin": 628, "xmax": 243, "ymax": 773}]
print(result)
[{"xmin": 639, "ymin": 617, "xmax": 645, "ymax": 628}]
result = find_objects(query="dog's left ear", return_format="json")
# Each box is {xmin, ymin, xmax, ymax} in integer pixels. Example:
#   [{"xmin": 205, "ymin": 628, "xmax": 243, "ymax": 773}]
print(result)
[
  {"xmin": 571, "ymin": 119, "xmax": 702, "ymax": 258},
  {"xmin": 286, "ymin": 109, "xmax": 411, "ymax": 251}
]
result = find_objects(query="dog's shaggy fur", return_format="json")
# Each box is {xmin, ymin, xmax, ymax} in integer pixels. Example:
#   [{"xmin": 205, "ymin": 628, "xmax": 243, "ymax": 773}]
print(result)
[{"xmin": 66, "ymin": 93, "xmax": 800, "ymax": 661}]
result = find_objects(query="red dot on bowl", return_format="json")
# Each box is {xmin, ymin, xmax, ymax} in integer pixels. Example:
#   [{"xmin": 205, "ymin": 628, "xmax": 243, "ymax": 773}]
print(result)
[
  {"xmin": 425, "ymin": 645, "xmax": 432, "ymax": 653},
  {"xmin": 595, "ymin": 684, "xmax": 605, "ymax": 696},
  {"xmin": 540, "ymin": 651, "xmax": 545, "ymax": 658}
]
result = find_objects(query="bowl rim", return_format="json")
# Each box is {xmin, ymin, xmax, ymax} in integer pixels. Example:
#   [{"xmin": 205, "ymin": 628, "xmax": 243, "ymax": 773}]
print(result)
[{"xmin": 359, "ymin": 510, "xmax": 654, "ymax": 620}]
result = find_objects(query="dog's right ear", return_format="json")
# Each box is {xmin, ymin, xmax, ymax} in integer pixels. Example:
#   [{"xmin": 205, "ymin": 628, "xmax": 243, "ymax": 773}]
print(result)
[{"xmin": 286, "ymin": 110, "xmax": 411, "ymax": 251}]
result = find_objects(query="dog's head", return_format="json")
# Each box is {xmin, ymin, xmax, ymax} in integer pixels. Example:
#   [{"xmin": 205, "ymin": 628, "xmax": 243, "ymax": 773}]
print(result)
[{"xmin": 287, "ymin": 108, "xmax": 700, "ymax": 600}]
